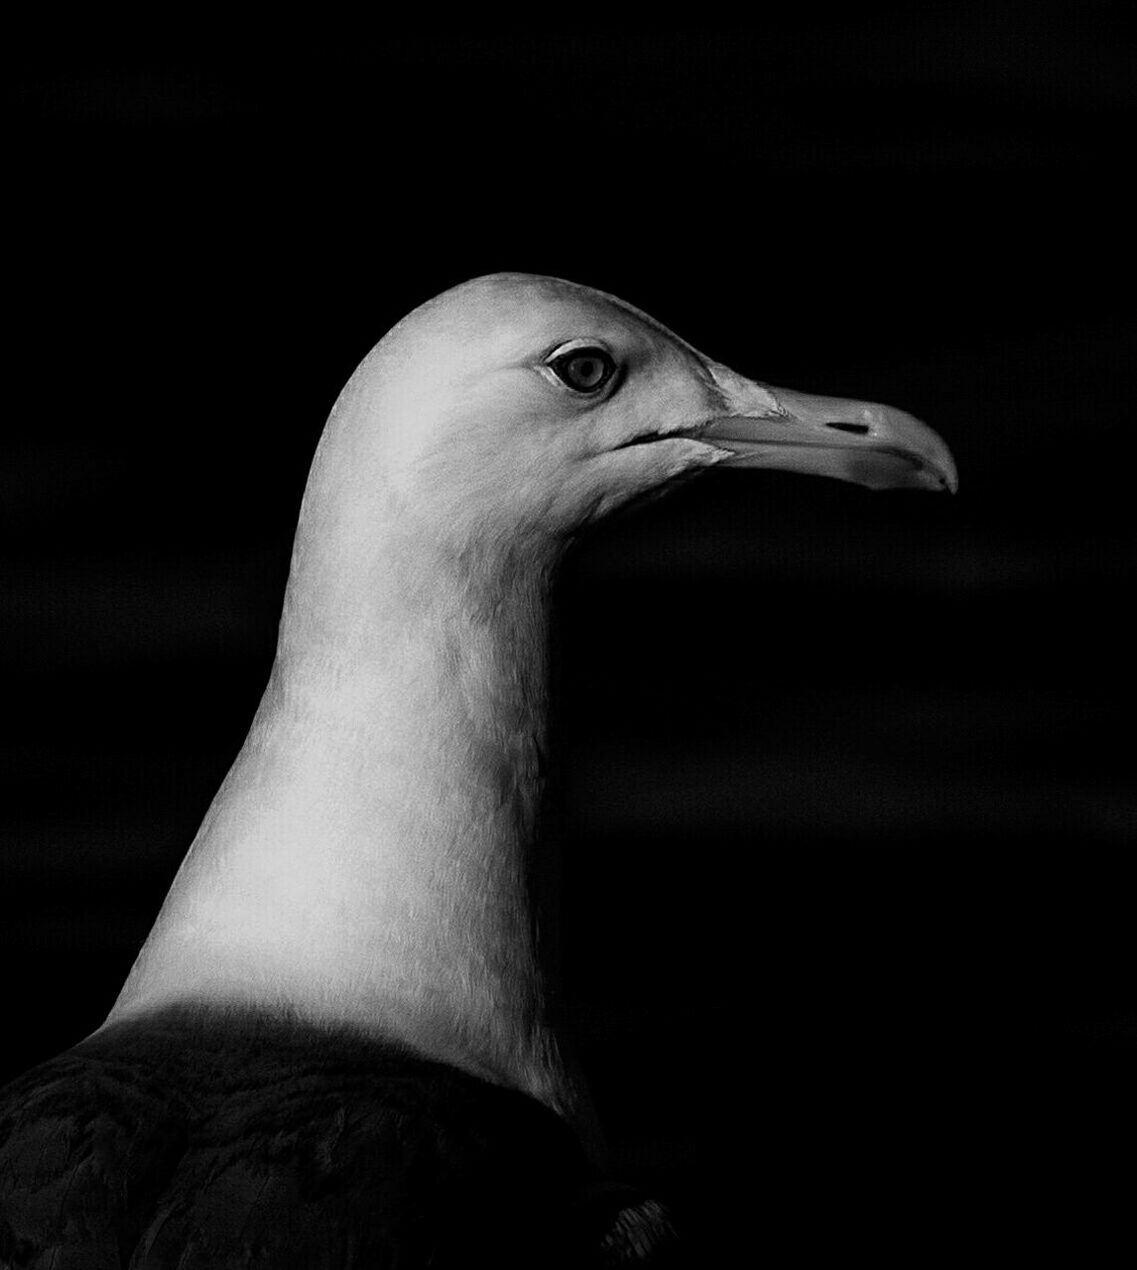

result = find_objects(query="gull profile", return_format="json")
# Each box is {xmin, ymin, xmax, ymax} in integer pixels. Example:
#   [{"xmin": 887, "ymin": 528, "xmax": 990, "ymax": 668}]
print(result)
[{"xmin": 0, "ymin": 273, "xmax": 955, "ymax": 1266}]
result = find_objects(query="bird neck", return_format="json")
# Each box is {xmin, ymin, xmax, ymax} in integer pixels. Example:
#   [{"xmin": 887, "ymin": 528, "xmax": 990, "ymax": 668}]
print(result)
[{"xmin": 108, "ymin": 529, "xmax": 576, "ymax": 1115}]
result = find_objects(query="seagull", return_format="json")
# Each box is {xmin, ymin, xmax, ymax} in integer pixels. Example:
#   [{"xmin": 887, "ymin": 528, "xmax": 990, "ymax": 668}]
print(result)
[{"xmin": 0, "ymin": 273, "xmax": 956, "ymax": 1266}]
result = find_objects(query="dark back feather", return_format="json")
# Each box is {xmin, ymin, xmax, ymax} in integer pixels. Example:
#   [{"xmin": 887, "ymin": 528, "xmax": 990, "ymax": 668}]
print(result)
[{"xmin": 0, "ymin": 1007, "xmax": 679, "ymax": 1267}]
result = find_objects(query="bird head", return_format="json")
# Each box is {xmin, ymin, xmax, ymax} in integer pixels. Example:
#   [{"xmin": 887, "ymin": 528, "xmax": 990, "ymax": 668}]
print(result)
[{"xmin": 294, "ymin": 272, "xmax": 956, "ymax": 595}]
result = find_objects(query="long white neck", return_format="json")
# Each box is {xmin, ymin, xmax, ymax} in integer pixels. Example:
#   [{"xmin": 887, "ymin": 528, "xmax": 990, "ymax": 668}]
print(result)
[{"xmin": 108, "ymin": 371, "xmax": 576, "ymax": 1118}]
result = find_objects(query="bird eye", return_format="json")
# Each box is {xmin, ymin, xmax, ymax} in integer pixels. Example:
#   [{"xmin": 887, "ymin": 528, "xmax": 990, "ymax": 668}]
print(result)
[{"xmin": 547, "ymin": 346, "xmax": 617, "ymax": 395}]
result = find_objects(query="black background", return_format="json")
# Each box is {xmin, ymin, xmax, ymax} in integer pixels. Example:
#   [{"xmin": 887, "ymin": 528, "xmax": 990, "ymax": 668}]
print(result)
[{"xmin": 4, "ymin": 5, "xmax": 1136, "ymax": 1256}]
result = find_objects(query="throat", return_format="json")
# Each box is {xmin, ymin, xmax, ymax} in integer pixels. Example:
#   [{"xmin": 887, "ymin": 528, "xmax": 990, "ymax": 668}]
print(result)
[{"xmin": 109, "ymin": 552, "xmax": 568, "ymax": 1108}]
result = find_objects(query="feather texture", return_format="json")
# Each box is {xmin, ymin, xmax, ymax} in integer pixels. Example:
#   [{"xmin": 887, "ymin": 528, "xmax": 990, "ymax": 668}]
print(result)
[{"xmin": 0, "ymin": 1006, "xmax": 678, "ymax": 1267}]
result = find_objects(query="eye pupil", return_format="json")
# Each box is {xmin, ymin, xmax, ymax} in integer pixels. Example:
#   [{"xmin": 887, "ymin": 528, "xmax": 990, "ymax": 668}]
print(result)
[{"xmin": 550, "ymin": 347, "xmax": 615, "ymax": 393}]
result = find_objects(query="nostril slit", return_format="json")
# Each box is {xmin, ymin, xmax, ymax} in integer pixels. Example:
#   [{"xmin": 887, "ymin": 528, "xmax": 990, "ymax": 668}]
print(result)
[{"xmin": 825, "ymin": 421, "xmax": 871, "ymax": 435}]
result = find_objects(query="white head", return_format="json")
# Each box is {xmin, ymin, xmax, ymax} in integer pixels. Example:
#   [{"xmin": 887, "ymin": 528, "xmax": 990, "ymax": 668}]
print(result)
[{"xmin": 280, "ymin": 271, "xmax": 955, "ymax": 656}]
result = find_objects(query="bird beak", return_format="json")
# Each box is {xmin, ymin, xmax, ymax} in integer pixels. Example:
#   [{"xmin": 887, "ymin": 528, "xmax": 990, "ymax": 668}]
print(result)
[{"xmin": 700, "ymin": 360, "xmax": 958, "ymax": 493}]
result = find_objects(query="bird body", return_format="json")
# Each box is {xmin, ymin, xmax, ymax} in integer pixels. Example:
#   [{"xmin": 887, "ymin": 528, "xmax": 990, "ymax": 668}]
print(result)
[{"xmin": 0, "ymin": 274, "xmax": 955, "ymax": 1264}]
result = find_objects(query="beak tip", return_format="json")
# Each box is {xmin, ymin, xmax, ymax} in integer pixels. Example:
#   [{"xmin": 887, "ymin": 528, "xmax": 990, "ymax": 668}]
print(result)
[{"xmin": 933, "ymin": 455, "xmax": 960, "ymax": 496}]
